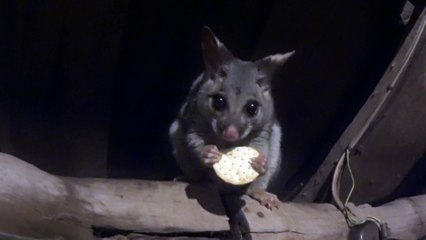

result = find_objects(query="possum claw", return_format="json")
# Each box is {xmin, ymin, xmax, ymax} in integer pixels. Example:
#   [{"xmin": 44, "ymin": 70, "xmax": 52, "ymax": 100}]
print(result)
[
  {"xmin": 250, "ymin": 152, "xmax": 267, "ymax": 174},
  {"xmin": 201, "ymin": 145, "xmax": 222, "ymax": 166},
  {"xmin": 247, "ymin": 188, "xmax": 280, "ymax": 210}
]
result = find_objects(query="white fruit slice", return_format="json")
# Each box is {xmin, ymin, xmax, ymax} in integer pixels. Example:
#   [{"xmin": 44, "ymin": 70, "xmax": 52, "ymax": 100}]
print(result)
[{"xmin": 213, "ymin": 147, "xmax": 260, "ymax": 185}]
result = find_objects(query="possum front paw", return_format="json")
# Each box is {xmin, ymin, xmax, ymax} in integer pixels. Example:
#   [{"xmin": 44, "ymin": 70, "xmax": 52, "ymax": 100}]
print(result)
[
  {"xmin": 247, "ymin": 188, "xmax": 280, "ymax": 210},
  {"xmin": 201, "ymin": 145, "xmax": 222, "ymax": 167},
  {"xmin": 250, "ymin": 152, "xmax": 267, "ymax": 174}
]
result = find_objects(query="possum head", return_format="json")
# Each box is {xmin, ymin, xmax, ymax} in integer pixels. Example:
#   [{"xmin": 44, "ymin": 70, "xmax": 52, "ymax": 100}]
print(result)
[{"xmin": 196, "ymin": 27, "xmax": 294, "ymax": 143}]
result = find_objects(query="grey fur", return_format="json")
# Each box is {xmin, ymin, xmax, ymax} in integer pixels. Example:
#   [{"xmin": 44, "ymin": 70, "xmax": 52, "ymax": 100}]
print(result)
[{"xmin": 169, "ymin": 27, "xmax": 294, "ymax": 193}]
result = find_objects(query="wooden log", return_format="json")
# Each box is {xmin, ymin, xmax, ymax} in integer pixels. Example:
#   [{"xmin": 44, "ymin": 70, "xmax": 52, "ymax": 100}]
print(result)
[
  {"xmin": 0, "ymin": 153, "xmax": 229, "ymax": 239},
  {"xmin": 1, "ymin": 153, "xmax": 426, "ymax": 239},
  {"xmin": 347, "ymin": 195, "xmax": 426, "ymax": 240},
  {"xmin": 226, "ymin": 195, "xmax": 426, "ymax": 240}
]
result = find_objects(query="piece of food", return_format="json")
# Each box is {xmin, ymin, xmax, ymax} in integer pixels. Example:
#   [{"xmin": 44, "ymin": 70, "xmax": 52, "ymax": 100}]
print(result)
[{"xmin": 213, "ymin": 146, "xmax": 260, "ymax": 185}]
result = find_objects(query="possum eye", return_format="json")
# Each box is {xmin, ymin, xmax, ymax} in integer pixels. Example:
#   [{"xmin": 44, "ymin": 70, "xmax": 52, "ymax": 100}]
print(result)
[
  {"xmin": 211, "ymin": 94, "xmax": 228, "ymax": 111},
  {"xmin": 245, "ymin": 100, "xmax": 260, "ymax": 117}
]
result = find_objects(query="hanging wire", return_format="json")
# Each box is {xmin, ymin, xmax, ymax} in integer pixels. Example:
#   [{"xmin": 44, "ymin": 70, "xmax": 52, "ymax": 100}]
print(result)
[{"xmin": 332, "ymin": 148, "xmax": 384, "ymax": 228}]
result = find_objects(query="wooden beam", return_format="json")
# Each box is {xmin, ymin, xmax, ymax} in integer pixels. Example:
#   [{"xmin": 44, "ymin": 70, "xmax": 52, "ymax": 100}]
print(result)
[
  {"xmin": 1, "ymin": 153, "xmax": 425, "ymax": 239},
  {"xmin": 226, "ymin": 195, "xmax": 426, "ymax": 240},
  {"xmin": 0, "ymin": 153, "xmax": 229, "ymax": 239},
  {"xmin": 295, "ymin": 5, "xmax": 426, "ymax": 203}
]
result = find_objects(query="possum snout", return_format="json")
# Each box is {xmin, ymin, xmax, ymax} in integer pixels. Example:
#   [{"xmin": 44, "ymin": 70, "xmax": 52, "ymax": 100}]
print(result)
[{"xmin": 222, "ymin": 124, "xmax": 239, "ymax": 142}]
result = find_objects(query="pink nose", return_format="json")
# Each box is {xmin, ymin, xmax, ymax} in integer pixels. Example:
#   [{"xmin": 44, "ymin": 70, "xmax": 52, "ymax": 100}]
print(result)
[{"xmin": 222, "ymin": 125, "xmax": 239, "ymax": 142}]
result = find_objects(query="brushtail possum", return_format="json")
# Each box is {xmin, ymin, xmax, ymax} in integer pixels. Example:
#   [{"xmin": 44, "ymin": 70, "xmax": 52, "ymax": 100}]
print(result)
[{"xmin": 169, "ymin": 27, "xmax": 294, "ymax": 209}]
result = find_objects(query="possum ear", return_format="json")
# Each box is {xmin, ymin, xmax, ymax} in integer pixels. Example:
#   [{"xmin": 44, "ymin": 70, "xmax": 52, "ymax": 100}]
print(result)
[
  {"xmin": 200, "ymin": 26, "xmax": 234, "ymax": 74},
  {"xmin": 256, "ymin": 51, "xmax": 295, "ymax": 77}
]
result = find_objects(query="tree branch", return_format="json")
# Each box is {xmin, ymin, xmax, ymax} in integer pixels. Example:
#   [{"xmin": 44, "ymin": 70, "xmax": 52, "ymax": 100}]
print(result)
[{"xmin": 0, "ymin": 152, "xmax": 425, "ymax": 239}]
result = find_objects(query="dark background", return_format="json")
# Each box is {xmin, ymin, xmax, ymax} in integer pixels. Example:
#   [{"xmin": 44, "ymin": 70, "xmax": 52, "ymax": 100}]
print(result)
[{"xmin": 0, "ymin": 0, "xmax": 422, "ymax": 199}]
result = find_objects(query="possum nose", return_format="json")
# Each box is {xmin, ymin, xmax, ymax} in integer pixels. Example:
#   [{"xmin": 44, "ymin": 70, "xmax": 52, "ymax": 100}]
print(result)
[{"xmin": 222, "ymin": 124, "xmax": 239, "ymax": 142}]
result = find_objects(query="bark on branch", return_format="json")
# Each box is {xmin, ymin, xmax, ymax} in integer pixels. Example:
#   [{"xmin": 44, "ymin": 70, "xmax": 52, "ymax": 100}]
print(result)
[{"xmin": 0, "ymin": 152, "xmax": 425, "ymax": 239}]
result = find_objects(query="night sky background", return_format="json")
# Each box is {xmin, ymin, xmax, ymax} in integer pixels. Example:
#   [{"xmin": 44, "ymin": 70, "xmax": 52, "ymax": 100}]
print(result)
[{"xmin": 1, "ymin": 0, "xmax": 423, "ymax": 199}]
